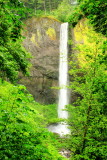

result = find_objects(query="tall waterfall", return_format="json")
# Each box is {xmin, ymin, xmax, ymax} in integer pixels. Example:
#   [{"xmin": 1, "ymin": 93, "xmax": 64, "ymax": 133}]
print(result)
[
  {"xmin": 48, "ymin": 23, "xmax": 70, "ymax": 136},
  {"xmin": 58, "ymin": 22, "xmax": 69, "ymax": 119},
  {"xmin": 71, "ymin": 0, "xmax": 78, "ymax": 5}
]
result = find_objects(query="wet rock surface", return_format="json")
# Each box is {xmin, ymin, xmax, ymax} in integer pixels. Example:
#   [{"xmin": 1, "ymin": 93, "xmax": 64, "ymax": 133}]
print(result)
[
  {"xmin": 59, "ymin": 149, "xmax": 71, "ymax": 158},
  {"xmin": 19, "ymin": 17, "xmax": 61, "ymax": 104}
]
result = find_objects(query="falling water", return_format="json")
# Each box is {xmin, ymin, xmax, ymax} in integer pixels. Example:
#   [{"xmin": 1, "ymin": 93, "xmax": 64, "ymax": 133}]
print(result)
[
  {"xmin": 48, "ymin": 23, "xmax": 70, "ymax": 136},
  {"xmin": 58, "ymin": 22, "xmax": 69, "ymax": 119},
  {"xmin": 71, "ymin": 0, "xmax": 78, "ymax": 5}
]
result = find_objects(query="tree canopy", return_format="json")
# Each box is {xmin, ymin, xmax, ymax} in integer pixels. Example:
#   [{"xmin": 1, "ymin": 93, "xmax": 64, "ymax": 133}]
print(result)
[
  {"xmin": 0, "ymin": 0, "xmax": 31, "ymax": 82},
  {"xmin": 62, "ymin": 1, "xmax": 107, "ymax": 159},
  {"xmin": 68, "ymin": 0, "xmax": 107, "ymax": 36},
  {"xmin": 21, "ymin": 0, "xmax": 63, "ymax": 14}
]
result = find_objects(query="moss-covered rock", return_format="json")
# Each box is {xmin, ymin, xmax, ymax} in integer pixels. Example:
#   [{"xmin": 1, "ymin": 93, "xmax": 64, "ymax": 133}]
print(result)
[{"xmin": 19, "ymin": 17, "xmax": 61, "ymax": 104}]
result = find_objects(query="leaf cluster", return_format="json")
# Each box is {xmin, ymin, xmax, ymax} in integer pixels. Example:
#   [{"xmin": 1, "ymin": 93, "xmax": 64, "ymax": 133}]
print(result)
[
  {"xmin": 68, "ymin": 25, "xmax": 107, "ymax": 159},
  {"xmin": 68, "ymin": 0, "xmax": 107, "ymax": 36},
  {"xmin": 0, "ymin": 79, "xmax": 66, "ymax": 160},
  {"xmin": 51, "ymin": 0, "xmax": 76, "ymax": 22},
  {"xmin": 0, "ymin": 0, "xmax": 31, "ymax": 82},
  {"xmin": 21, "ymin": 0, "xmax": 63, "ymax": 16}
]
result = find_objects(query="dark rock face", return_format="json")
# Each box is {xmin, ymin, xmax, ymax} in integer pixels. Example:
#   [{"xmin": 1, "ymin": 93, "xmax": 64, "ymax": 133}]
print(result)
[{"xmin": 19, "ymin": 17, "xmax": 61, "ymax": 104}]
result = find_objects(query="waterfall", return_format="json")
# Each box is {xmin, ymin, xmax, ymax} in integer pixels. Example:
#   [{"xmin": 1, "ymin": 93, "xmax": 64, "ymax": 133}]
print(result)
[
  {"xmin": 71, "ymin": 0, "xmax": 78, "ymax": 5},
  {"xmin": 48, "ymin": 23, "xmax": 70, "ymax": 136},
  {"xmin": 58, "ymin": 22, "xmax": 69, "ymax": 119}
]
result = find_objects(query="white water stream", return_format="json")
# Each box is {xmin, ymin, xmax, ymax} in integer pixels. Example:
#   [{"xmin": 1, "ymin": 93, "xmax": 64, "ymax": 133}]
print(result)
[
  {"xmin": 58, "ymin": 22, "xmax": 69, "ymax": 119},
  {"xmin": 71, "ymin": 0, "xmax": 78, "ymax": 5},
  {"xmin": 48, "ymin": 23, "xmax": 70, "ymax": 136}
]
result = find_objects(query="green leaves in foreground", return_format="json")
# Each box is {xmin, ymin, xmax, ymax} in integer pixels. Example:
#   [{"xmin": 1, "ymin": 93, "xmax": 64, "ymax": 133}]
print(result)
[
  {"xmin": 68, "ymin": 0, "xmax": 107, "ymax": 36},
  {"xmin": 68, "ymin": 28, "xmax": 107, "ymax": 159},
  {"xmin": 0, "ymin": 0, "xmax": 31, "ymax": 82},
  {"xmin": 0, "ymin": 80, "xmax": 65, "ymax": 160}
]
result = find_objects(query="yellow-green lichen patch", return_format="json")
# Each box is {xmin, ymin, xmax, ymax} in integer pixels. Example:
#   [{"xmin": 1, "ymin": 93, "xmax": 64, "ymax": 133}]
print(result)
[
  {"xmin": 46, "ymin": 28, "xmax": 56, "ymax": 40},
  {"xmin": 41, "ymin": 15, "xmax": 61, "ymax": 23},
  {"xmin": 30, "ymin": 33, "xmax": 39, "ymax": 47},
  {"xmin": 73, "ymin": 19, "xmax": 106, "ymax": 68},
  {"xmin": 37, "ymin": 29, "xmax": 41, "ymax": 42}
]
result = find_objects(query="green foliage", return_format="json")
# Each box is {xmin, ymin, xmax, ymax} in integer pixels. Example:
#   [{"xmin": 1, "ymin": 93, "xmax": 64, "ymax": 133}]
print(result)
[
  {"xmin": 68, "ymin": 0, "xmax": 107, "ymax": 36},
  {"xmin": 51, "ymin": 0, "xmax": 76, "ymax": 22},
  {"xmin": 21, "ymin": 0, "xmax": 63, "ymax": 16},
  {"xmin": 21, "ymin": 0, "xmax": 77, "ymax": 21},
  {"xmin": 68, "ymin": 28, "xmax": 107, "ymax": 159},
  {"xmin": 0, "ymin": 79, "xmax": 65, "ymax": 160},
  {"xmin": 0, "ymin": 0, "xmax": 31, "ymax": 82}
]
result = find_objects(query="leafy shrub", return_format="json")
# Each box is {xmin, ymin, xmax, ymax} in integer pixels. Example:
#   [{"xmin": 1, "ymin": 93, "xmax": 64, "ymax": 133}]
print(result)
[{"xmin": 0, "ymin": 80, "xmax": 65, "ymax": 160}]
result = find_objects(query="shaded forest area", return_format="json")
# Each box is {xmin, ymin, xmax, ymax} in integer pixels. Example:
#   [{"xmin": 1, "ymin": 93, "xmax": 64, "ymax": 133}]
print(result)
[{"xmin": 22, "ymin": 0, "xmax": 63, "ymax": 13}]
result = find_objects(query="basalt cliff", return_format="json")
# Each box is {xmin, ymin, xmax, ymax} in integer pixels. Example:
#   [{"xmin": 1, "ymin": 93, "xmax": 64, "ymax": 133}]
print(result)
[
  {"xmin": 20, "ymin": 17, "xmax": 90, "ymax": 104},
  {"xmin": 19, "ymin": 17, "xmax": 61, "ymax": 104}
]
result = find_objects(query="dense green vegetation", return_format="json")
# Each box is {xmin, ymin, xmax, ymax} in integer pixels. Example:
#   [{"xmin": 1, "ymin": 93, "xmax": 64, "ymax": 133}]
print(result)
[
  {"xmin": 0, "ymin": 79, "xmax": 66, "ymax": 159},
  {"xmin": 68, "ymin": 0, "xmax": 107, "ymax": 36},
  {"xmin": 68, "ymin": 25, "xmax": 107, "ymax": 159},
  {"xmin": 0, "ymin": 0, "xmax": 66, "ymax": 159},
  {"xmin": 21, "ymin": 0, "xmax": 63, "ymax": 15},
  {"xmin": 69, "ymin": 1, "xmax": 107, "ymax": 159},
  {"xmin": 66, "ymin": 1, "xmax": 107, "ymax": 159},
  {"xmin": 0, "ymin": 0, "xmax": 31, "ymax": 82},
  {"xmin": 0, "ymin": 0, "xmax": 107, "ymax": 159},
  {"xmin": 21, "ymin": 0, "xmax": 76, "ymax": 20},
  {"xmin": 51, "ymin": 0, "xmax": 76, "ymax": 22}
]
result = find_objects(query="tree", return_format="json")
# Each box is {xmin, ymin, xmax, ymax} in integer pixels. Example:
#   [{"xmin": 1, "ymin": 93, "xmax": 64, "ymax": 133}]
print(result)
[
  {"xmin": 52, "ymin": 0, "xmax": 75, "ymax": 22},
  {"xmin": 68, "ymin": 0, "xmax": 107, "ymax": 36},
  {"xmin": 0, "ymin": 80, "xmax": 64, "ymax": 160},
  {"xmin": 21, "ymin": 0, "xmax": 63, "ymax": 14},
  {"xmin": 69, "ymin": 23, "xmax": 107, "ymax": 159},
  {"xmin": 0, "ymin": 0, "xmax": 31, "ymax": 82}
]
